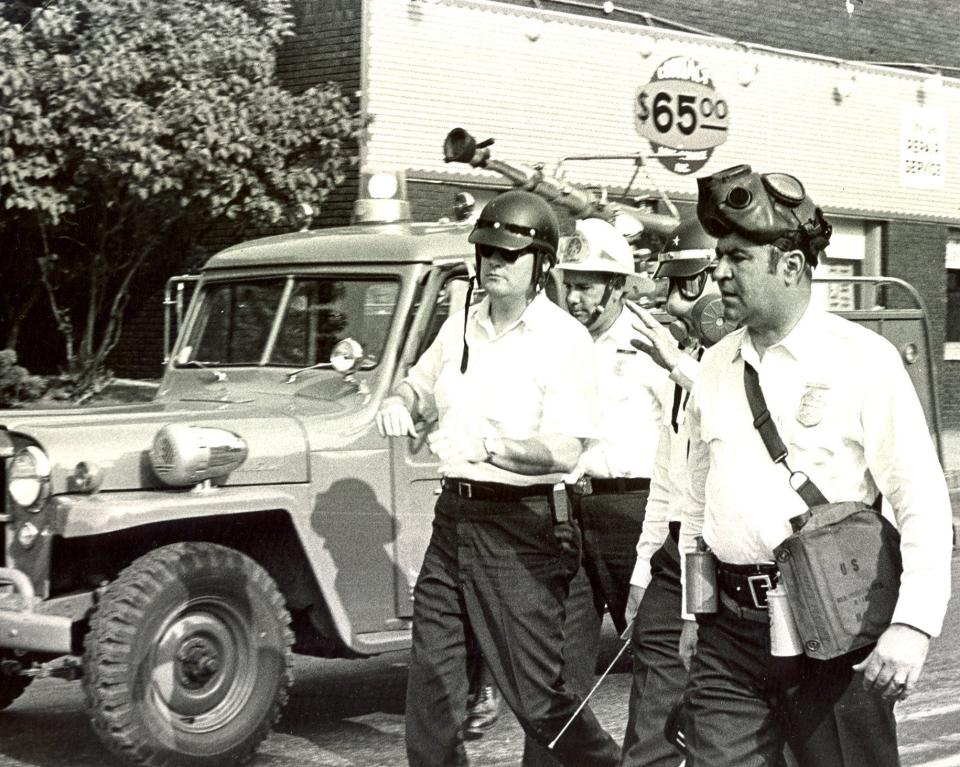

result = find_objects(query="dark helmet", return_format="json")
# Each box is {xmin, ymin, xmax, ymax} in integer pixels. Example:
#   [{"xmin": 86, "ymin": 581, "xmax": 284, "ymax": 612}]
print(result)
[
  {"xmin": 655, "ymin": 218, "xmax": 717, "ymax": 280},
  {"xmin": 696, "ymin": 164, "xmax": 831, "ymax": 266},
  {"xmin": 468, "ymin": 190, "xmax": 560, "ymax": 262}
]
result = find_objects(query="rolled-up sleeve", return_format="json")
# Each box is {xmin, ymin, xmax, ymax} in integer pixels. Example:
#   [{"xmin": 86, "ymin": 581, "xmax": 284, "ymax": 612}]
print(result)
[
  {"xmin": 403, "ymin": 314, "xmax": 456, "ymax": 419},
  {"xmin": 862, "ymin": 344, "xmax": 953, "ymax": 637},
  {"xmin": 631, "ymin": 422, "xmax": 673, "ymax": 589},
  {"xmin": 677, "ymin": 393, "xmax": 709, "ymax": 621}
]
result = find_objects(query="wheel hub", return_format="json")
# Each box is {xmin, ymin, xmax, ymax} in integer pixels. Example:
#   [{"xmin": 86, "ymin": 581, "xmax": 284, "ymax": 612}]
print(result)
[
  {"xmin": 153, "ymin": 605, "xmax": 251, "ymax": 722},
  {"xmin": 176, "ymin": 637, "xmax": 221, "ymax": 688}
]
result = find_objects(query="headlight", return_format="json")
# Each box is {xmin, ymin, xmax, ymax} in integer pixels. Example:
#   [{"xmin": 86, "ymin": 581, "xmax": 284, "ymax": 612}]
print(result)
[{"xmin": 8, "ymin": 445, "xmax": 52, "ymax": 509}]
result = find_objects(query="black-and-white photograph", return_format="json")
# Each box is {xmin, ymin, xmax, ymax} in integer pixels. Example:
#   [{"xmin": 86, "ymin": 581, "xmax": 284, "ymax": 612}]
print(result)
[{"xmin": 0, "ymin": 1, "xmax": 958, "ymax": 765}]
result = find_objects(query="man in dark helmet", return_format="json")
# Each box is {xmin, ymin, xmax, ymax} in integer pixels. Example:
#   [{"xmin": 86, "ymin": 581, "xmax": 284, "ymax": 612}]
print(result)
[
  {"xmin": 619, "ymin": 217, "xmax": 733, "ymax": 767},
  {"xmin": 376, "ymin": 190, "xmax": 621, "ymax": 766},
  {"xmin": 674, "ymin": 165, "xmax": 952, "ymax": 767}
]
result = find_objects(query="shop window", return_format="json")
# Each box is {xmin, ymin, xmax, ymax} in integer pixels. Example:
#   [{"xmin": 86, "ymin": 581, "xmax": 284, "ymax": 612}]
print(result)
[{"xmin": 946, "ymin": 236, "xmax": 960, "ymax": 360}]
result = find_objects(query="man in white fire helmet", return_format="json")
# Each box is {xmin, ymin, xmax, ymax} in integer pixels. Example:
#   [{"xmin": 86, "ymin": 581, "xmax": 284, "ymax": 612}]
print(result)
[{"xmin": 523, "ymin": 217, "xmax": 669, "ymax": 767}]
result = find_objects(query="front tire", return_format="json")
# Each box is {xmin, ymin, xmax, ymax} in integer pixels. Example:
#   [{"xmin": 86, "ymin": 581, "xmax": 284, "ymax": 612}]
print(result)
[{"xmin": 82, "ymin": 542, "xmax": 294, "ymax": 767}]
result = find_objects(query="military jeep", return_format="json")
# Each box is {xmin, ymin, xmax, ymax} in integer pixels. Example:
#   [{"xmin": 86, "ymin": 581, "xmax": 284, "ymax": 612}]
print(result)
[
  {"xmin": 0, "ymin": 162, "xmax": 945, "ymax": 765},
  {"xmin": 0, "ymin": 175, "xmax": 482, "ymax": 765}
]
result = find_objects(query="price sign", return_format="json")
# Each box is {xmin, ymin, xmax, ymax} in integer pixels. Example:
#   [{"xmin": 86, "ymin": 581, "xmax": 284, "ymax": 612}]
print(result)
[{"xmin": 634, "ymin": 56, "xmax": 731, "ymax": 175}]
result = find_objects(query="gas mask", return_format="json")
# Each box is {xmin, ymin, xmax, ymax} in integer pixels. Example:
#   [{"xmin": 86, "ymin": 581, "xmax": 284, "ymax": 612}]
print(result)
[
  {"xmin": 665, "ymin": 277, "xmax": 736, "ymax": 348},
  {"xmin": 656, "ymin": 218, "xmax": 736, "ymax": 348},
  {"xmin": 697, "ymin": 164, "xmax": 831, "ymax": 266}
]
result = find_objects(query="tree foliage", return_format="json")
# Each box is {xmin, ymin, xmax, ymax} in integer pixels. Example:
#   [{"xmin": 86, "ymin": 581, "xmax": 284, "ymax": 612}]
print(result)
[
  {"xmin": 0, "ymin": 0, "xmax": 366, "ymax": 395},
  {"xmin": 0, "ymin": 349, "xmax": 45, "ymax": 407}
]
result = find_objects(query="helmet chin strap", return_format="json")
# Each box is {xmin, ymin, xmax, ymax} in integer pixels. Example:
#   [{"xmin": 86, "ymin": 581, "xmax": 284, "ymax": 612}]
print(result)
[
  {"xmin": 459, "ymin": 275, "xmax": 476, "ymax": 374},
  {"xmin": 585, "ymin": 279, "xmax": 618, "ymax": 331}
]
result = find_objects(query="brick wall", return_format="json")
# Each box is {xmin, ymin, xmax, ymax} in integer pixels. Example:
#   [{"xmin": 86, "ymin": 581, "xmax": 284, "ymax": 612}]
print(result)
[
  {"xmin": 277, "ymin": 0, "xmax": 363, "ymax": 229},
  {"xmin": 882, "ymin": 221, "xmax": 960, "ymax": 429},
  {"xmin": 109, "ymin": 0, "xmax": 364, "ymax": 379},
  {"xmin": 526, "ymin": 0, "xmax": 960, "ymax": 72}
]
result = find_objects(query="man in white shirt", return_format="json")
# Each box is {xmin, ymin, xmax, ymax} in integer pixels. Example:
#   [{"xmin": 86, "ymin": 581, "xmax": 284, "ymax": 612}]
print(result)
[
  {"xmin": 677, "ymin": 165, "xmax": 952, "ymax": 766},
  {"xmin": 522, "ymin": 217, "xmax": 668, "ymax": 767},
  {"xmin": 378, "ymin": 191, "xmax": 621, "ymax": 767},
  {"xmin": 620, "ymin": 218, "xmax": 732, "ymax": 767}
]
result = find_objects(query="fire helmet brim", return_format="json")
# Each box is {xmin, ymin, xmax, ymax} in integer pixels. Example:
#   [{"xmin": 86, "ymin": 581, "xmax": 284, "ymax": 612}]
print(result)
[{"xmin": 654, "ymin": 257, "xmax": 714, "ymax": 279}]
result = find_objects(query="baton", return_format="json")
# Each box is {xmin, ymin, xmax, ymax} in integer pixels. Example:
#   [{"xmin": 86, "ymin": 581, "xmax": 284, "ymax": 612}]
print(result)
[{"xmin": 548, "ymin": 622, "xmax": 633, "ymax": 750}]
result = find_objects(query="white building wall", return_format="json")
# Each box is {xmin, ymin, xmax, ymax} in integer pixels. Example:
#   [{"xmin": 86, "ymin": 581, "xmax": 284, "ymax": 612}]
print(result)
[{"xmin": 363, "ymin": 0, "xmax": 960, "ymax": 223}]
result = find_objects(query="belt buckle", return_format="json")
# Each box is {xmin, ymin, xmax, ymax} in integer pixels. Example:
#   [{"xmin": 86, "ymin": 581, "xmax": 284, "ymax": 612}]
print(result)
[
  {"xmin": 458, "ymin": 481, "xmax": 473, "ymax": 500},
  {"xmin": 573, "ymin": 477, "xmax": 592, "ymax": 496},
  {"xmin": 747, "ymin": 574, "xmax": 773, "ymax": 608}
]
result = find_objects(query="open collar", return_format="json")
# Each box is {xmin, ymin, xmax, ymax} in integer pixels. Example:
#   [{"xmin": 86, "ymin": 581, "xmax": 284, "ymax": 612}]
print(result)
[{"xmin": 734, "ymin": 298, "xmax": 822, "ymax": 368}]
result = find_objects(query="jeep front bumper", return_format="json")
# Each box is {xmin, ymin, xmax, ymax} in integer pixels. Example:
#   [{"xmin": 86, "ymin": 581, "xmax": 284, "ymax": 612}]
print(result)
[{"xmin": 0, "ymin": 568, "xmax": 74, "ymax": 654}]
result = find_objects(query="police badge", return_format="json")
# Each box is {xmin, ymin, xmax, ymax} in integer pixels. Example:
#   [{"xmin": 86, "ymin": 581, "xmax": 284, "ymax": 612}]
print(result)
[{"xmin": 796, "ymin": 383, "xmax": 828, "ymax": 427}]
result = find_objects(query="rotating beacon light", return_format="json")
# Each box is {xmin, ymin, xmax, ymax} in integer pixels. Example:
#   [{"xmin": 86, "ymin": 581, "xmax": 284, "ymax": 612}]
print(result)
[
  {"xmin": 150, "ymin": 424, "xmax": 248, "ymax": 487},
  {"xmin": 352, "ymin": 170, "xmax": 411, "ymax": 224}
]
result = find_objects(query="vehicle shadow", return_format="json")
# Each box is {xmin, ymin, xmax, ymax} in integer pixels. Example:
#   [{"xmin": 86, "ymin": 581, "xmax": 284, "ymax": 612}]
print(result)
[{"xmin": 0, "ymin": 682, "xmax": 111, "ymax": 766}]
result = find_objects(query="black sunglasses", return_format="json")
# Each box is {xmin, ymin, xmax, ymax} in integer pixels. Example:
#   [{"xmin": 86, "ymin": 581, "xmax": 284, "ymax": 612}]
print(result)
[
  {"xmin": 669, "ymin": 271, "xmax": 710, "ymax": 301},
  {"xmin": 476, "ymin": 244, "xmax": 529, "ymax": 264}
]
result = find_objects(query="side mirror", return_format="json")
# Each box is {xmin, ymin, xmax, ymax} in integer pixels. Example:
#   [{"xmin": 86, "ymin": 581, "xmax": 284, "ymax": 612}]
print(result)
[{"xmin": 330, "ymin": 338, "xmax": 364, "ymax": 374}]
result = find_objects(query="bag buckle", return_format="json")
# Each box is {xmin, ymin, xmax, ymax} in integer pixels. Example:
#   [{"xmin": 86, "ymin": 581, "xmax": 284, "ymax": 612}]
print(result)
[
  {"xmin": 458, "ymin": 481, "xmax": 473, "ymax": 500},
  {"xmin": 747, "ymin": 574, "xmax": 773, "ymax": 608}
]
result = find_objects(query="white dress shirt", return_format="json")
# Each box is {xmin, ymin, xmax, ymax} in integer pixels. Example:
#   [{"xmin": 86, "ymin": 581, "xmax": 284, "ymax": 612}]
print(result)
[
  {"xmin": 630, "ymin": 347, "xmax": 700, "ymax": 590},
  {"xmin": 575, "ymin": 307, "xmax": 670, "ymax": 480},
  {"xmin": 678, "ymin": 301, "xmax": 952, "ymax": 636},
  {"xmin": 405, "ymin": 291, "xmax": 598, "ymax": 486}
]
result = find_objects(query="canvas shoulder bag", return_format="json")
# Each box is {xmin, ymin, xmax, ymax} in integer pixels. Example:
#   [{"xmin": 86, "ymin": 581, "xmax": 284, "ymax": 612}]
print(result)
[{"xmin": 743, "ymin": 362, "xmax": 902, "ymax": 660}]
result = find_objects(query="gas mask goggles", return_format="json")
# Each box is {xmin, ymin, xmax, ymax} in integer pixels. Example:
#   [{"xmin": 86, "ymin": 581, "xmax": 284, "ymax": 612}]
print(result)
[{"xmin": 697, "ymin": 164, "xmax": 832, "ymax": 266}]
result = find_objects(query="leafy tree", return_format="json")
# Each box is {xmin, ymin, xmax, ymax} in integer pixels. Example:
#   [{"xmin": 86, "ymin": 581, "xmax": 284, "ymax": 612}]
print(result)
[
  {"xmin": 0, "ymin": 349, "xmax": 45, "ymax": 407},
  {"xmin": 0, "ymin": 0, "xmax": 366, "ymax": 396}
]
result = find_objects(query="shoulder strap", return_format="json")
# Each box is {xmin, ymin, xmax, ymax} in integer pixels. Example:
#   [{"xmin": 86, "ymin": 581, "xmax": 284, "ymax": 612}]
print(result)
[{"xmin": 743, "ymin": 361, "xmax": 828, "ymax": 508}]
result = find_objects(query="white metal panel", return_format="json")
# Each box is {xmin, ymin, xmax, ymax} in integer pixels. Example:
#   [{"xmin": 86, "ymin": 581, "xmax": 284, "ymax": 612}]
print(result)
[{"xmin": 363, "ymin": 0, "xmax": 960, "ymax": 223}]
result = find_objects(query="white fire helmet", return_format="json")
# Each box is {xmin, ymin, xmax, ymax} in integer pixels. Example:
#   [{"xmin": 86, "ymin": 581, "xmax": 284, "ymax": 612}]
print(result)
[{"xmin": 556, "ymin": 218, "xmax": 636, "ymax": 278}]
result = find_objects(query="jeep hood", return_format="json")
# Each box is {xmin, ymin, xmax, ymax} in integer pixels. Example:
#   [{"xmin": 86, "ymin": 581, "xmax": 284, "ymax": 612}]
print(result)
[{"xmin": 0, "ymin": 402, "xmax": 309, "ymax": 492}]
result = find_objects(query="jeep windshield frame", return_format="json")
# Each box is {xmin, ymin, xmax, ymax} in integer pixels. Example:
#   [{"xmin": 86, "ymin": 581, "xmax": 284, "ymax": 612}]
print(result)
[{"xmin": 175, "ymin": 275, "xmax": 400, "ymax": 370}]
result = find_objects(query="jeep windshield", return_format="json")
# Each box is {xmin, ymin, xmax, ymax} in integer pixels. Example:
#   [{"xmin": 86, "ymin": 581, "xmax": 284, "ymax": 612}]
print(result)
[{"xmin": 176, "ymin": 276, "xmax": 399, "ymax": 369}]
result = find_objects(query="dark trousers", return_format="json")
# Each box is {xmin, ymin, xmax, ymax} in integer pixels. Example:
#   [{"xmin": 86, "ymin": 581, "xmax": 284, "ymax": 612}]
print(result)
[
  {"xmin": 405, "ymin": 488, "xmax": 620, "ymax": 767},
  {"xmin": 684, "ymin": 601, "xmax": 899, "ymax": 767},
  {"xmin": 620, "ymin": 532, "xmax": 686, "ymax": 767},
  {"xmin": 522, "ymin": 488, "xmax": 648, "ymax": 767}
]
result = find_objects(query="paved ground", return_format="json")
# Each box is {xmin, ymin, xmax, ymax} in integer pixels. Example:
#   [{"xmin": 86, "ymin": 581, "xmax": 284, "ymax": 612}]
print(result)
[{"xmin": 2, "ymin": 533, "xmax": 958, "ymax": 766}]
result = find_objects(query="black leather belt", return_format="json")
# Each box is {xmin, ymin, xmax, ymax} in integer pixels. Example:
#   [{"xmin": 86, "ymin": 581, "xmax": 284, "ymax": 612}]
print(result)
[
  {"xmin": 717, "ymin": 562, "xmax": 779, "ymax": 610},
  {"xmin": 569, "ymin": 476, "xmax": 650, "ymax": 495},
  {"xmin": 441, "ymin": 478, "xmax": 553, "ymax": 502}
]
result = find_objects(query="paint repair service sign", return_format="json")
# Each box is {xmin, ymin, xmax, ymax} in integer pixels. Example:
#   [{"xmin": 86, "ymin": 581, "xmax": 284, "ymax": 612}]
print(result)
[
  {"xmin": 634, "ymin": 56, "xmax": 731, "ymax": 175},
  {"xmin": 900, "ymin": 104, "xmax": 946, "ymax": 189}
]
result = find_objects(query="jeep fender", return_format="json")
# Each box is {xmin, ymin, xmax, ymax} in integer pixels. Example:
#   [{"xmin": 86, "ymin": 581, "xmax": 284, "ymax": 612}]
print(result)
[{"xmin": 51, "ymin": 486, "xmax": 360, "ymax": 652}]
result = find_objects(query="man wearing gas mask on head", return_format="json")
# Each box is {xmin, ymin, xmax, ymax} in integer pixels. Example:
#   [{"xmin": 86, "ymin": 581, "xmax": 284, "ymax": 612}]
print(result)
[
  {"xmin": 376, "ymin": 190, "xmax": 622, "ymax": 767},
  {"xmin": 674, "ymin": 165, "xmax": 952, "ymax": 767},
  {"xmin": 618, "ymin": 217, "xmax": 736, "ymax": 767},
  {"xmin": 521, "ymin": 217, "xmax": 670, "ymax": 767}
]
